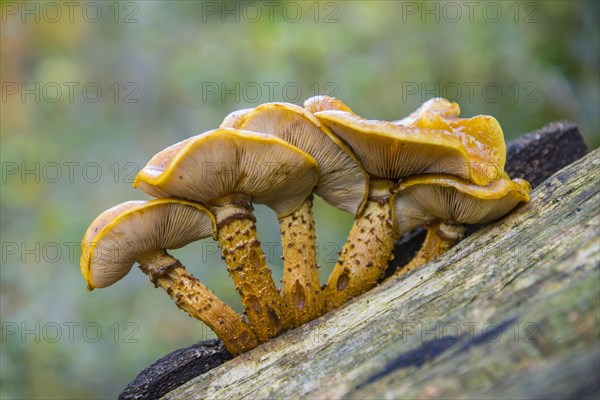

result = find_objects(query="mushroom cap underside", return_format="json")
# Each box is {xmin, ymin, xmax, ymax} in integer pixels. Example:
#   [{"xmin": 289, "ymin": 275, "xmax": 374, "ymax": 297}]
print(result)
[
  {"xmin": 317, "ymin": 94, "xmax": 507, "ymax": 185},
  {"xmin": 315, "ymin": 110, "xmax": 490, "ymax": 184},
  {"xmin": 81, "ymin": 199, "xmax": 216, "ymax": 290},
  {"xmin": 223, "ymin": 102, "xmax": 368, "ymax": 214},
  {"xmin": 134, "ymin": 128, "xmax": 319, "ymax": 218},
  {"xmin": 392, "ymin": 174, "xmax": 531, "ymax": 232}
]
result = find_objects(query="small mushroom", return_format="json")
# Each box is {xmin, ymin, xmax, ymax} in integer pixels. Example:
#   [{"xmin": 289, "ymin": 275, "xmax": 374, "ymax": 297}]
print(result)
[
  {"xmin": 80, "ymin": 198, "xmax": 259, "ymax": 354},
  {"xmin": 391, "ymin": 174, "xmax": 531, "ymax": 273},
  {"xmin": 222, "ymin": 102, "xmax": 368, "ymax": 325},
  {"xmin": 134, "ymin": 128, "xmax": 319, "ymax": 340},
  {"xmin": 314, "ymin": 97, "xmax": 506, "ymax": 309}
]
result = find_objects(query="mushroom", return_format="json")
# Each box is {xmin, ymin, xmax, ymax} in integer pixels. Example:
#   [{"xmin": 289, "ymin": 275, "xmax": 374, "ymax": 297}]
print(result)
[
  {"xmin": 80, "ymin": 198, "xmax": 260, "ymax": 354},
  {"xmin": 134, "ymin": 128, "xmax": 319, "ymax": 340},
  {"xmin": 391, "ymin": 173, "xmax": 531, "ymax": 273},
  {"xmin": 221, "ymin": 102, "xmax": 368, "ymax": 325},
  {"xmin": 314, "ymin": 97, "xmax": 506, "ymax": 309}
]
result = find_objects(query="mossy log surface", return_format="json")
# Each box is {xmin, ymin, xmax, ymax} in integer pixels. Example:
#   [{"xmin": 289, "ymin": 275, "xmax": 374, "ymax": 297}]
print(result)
[{"xmin": 120, "ymin": 122, "xmax": 595, "ymax": 399}]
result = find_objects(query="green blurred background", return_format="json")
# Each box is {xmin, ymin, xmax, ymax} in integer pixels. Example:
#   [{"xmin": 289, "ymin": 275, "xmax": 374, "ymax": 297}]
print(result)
[{"xmin": 1, "ymin": 1, "xmax": 598, "ymax": 398}]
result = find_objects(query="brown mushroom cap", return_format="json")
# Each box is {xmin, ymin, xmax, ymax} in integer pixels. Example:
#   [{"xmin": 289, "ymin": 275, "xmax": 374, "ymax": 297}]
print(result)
[
  {"xmin": 134, "ymin": 128, "xmax": 319, "ymax": 218},
  {"xmin": 222, "ymin": 102, "xmax": 368, "ymax": 214},
  {"xmin": 80, "ymin": 199, "xmax": 216, "ymax": 290},
  {"xmin": 392, "ymin": 174, "xmax": 531, "ymax": 233}
]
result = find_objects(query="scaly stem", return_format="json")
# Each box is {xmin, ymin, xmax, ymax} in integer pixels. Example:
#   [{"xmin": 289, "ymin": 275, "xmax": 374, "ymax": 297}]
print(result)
[
  {"xmin": 324, "ymin": 180, "xmax": 398, "ymax": 310},
  {"xmin": 211, "ymin": 195, "xmax": 291, "ymax": 342},
  {"xmin": 137, "ymin": 250, "xmax": 259, "ymax": 355},
  {"xmin": 280, "ymin": 196, "xmax": 324, "ymax": 327},
  {"xmin": 395, "ymin": 222, "xmax": 466, "ymax": 275}
]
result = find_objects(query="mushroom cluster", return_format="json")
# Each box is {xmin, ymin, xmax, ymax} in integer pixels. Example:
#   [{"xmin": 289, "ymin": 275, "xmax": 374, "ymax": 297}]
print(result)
[{"xmin": 80, "ymin": 96, "xmax": 530, "ymax": 354}]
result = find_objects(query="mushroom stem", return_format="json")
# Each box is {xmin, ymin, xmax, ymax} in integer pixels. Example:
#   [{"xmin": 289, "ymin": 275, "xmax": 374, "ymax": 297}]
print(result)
[
  {"xmin": 279, "ymin": 196, "xmax": 324, "ymax": 326},
  {"xmin": 136, "ymin": 250, "xmax": 260, "ymax": 355},
  {"xmin": 324, "ymin": 180, "xmax": 398, "ymax": 310},
  {"xmin": 395, "ymin": 222, "xmax": 466, "ymax": 275},
  {"xmin": 210, "ymin": 194, "xmax": 291, "ymax": 342}
]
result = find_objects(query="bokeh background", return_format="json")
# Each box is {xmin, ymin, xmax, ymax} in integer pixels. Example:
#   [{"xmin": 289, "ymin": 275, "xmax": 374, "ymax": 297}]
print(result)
[{"xmin": 1, "ymin": 1, "xmax": 598, "ymax": 398}]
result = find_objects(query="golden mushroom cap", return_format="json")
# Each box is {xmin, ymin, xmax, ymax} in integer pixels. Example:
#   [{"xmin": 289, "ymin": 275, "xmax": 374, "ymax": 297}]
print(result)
[
  {"xmin": 314, "ymin": 109, "xmax": 477, "ymax": 183},
  {"xmin": 80, "ymin": 199, "xmax": 216, "ymax": 290},
  {"xmin": 134, "ymin": 128, "xmax": 320, "ymax": 218},
  {"xmin": 396, "ymin": 98, "xmax": 506, "ymax": 183},
  {"xmin": 222, "ymin": 102, "xmax": 368, "ymax": 214},
  {"xmin": 391, "ymin": 174, "xmax": 531, "ymax": 233},
  {"xmin": 316, "ymin": 97, "xmax": 506, "ymax": 186}
]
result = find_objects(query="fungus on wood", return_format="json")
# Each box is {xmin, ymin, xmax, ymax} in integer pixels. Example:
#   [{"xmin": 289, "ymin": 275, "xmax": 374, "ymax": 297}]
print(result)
[
  {"xmin": 134, "ymin": 128, "xmax": 320, "ymax": 341},
  {"xmin": 387, "ymin": 120, "xmax": 589, "ymax": 273},
  {"xmin": 162, "ymin": 145, "xmax": 599, "ymax": 400},
  {"xmin": 222, "ymin": 102, "xmax": 368, "ymax": 325},
  {"xmin": 80, "ymin": 199, "xmax": 259, "ymax": 354},
  {"xmin": 118, "ymin": 120, "xmax": 590, "ymax": 400},
  {"xmin": 314, "ymin": 97, "xmax": 508, "ymax": 309},
  {"xmin": 391, "ymin": 174, "xmax": 531, "ymax": 273}
]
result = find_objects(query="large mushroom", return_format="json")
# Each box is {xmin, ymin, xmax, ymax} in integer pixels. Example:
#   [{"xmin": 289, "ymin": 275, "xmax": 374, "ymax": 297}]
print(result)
[
  {"xmin": 313, "ymin": 97, "xmax": 506, "ymax": 309},
  {"xmin": 391, "ymin": 174, "xmax": 531, "ymax": 273},
  {"xmin": 221, "ymin": 102, "xmax": 368, "ymax": 325},
  {"xmin": 80, "ymin": 198, "xmax": 259, "ymax": 354},
  {"xmin": 134, "ymin": 128, "xmax": 319, "ymax": 340}
]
